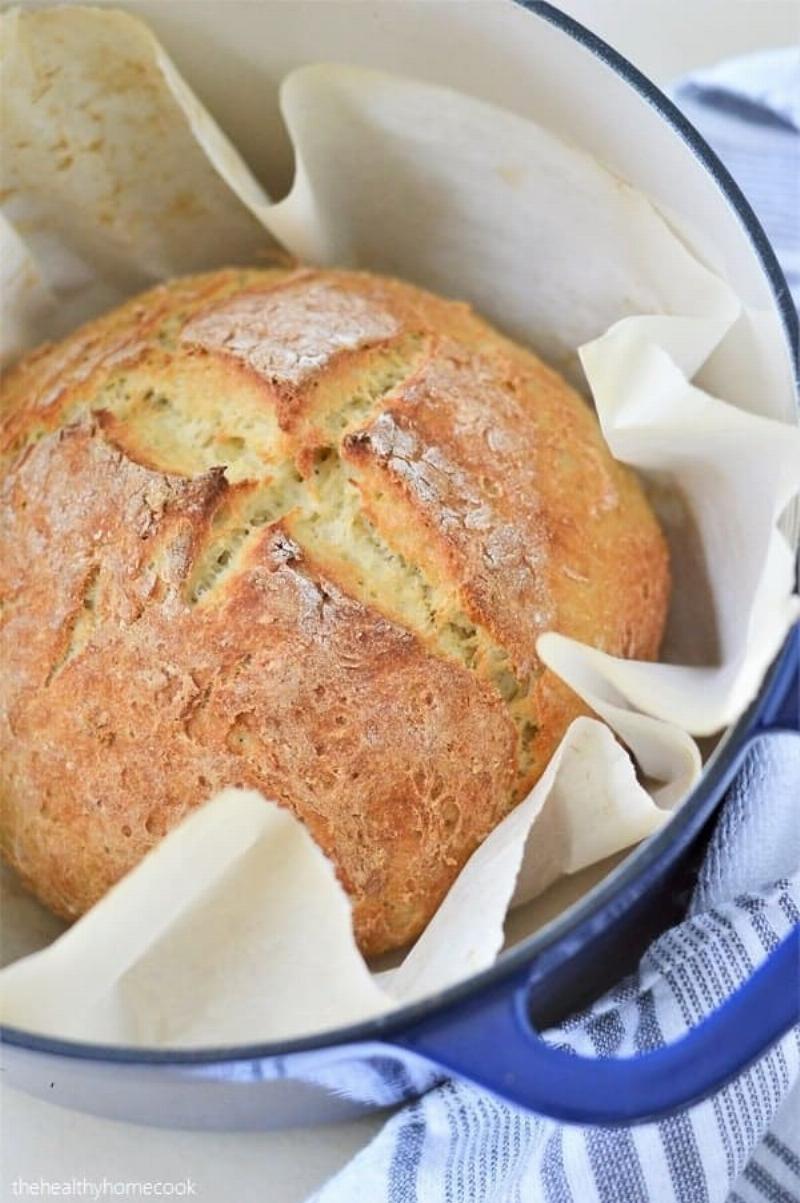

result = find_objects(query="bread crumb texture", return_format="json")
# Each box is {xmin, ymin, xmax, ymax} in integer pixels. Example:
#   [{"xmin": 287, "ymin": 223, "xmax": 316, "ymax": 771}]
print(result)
[{"xmin": 0, "ymin": 267, "xmax": 669, "ymax": 955}]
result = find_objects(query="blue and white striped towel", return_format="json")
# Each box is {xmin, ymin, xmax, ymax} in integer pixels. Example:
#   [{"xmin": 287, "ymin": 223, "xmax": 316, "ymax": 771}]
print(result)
[{"xmin": 311, "ymin": 51, "xmax": 800, "ymax": 1203}]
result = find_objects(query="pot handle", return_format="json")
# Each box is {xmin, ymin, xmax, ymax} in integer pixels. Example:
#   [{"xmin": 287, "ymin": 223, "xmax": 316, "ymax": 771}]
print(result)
[
  {"xmin": 391, "ymin": 926, "xmax": 799, "ymax": 1125},
  {"xmin": 391, "ymin": 629, "xmax": 800, "ymax": 1125}
]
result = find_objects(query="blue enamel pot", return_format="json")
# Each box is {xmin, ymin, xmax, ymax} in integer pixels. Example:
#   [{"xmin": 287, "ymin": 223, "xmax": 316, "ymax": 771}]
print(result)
[{"xmin": 2, "ymin": 0, "xmax": 798, "ymax": 1129}]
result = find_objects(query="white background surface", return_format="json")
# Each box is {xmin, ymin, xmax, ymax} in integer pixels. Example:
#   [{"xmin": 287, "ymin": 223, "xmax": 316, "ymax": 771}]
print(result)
[{"xmin": 2, "ymin": 2, "xmax": 799, "ymax": 1201}]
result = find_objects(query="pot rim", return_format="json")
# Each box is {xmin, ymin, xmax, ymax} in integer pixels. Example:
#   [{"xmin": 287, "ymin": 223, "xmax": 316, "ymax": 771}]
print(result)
[{"xmin": 2, "ymin": 0, "xmax": 798, "ymax": 1068}]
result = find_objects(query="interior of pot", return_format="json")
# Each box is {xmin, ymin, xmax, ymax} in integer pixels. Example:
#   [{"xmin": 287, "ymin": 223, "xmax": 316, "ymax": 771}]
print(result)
[{"xmin": 2, "ymin": 0, "xmax": 797, "ymax": 1050}]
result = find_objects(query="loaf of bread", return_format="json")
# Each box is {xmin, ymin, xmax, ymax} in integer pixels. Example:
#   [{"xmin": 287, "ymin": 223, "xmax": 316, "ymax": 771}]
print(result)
[{"xmin": 0, "ymin": 267, "xmax": 669, "ymax": 955}]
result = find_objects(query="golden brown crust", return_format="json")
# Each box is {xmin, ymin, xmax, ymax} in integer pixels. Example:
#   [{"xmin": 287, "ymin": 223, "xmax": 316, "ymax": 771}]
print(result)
[{"xmin": 0, "ymin": 267, "xmax": 669, "ymax": 955}]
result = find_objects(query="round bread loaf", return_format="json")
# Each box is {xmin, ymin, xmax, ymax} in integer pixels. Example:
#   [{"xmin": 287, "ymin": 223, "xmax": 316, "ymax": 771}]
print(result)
[{"xmin": 0, "ymin": 267, "xmax": 669, "ymax": 955}]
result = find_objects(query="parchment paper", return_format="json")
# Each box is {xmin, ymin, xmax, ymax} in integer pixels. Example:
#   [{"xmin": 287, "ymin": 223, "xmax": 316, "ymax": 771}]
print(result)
[{"xmin": 1, "ymin": 7, "xmax": 798, "ymax": 1046}]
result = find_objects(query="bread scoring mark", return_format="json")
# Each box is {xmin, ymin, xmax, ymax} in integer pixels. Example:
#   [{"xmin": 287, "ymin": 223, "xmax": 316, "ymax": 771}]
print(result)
[
  {"xmin": 346, "ymin": 410, "xmax": 531, "ymax": 609},
  {"xmin": 302, "ymin": 334, "xmax": 426, "ymax": 441},
  {"xmin": 288, "ymin": 449, "xmax": 448, "ymax": 638},
  {"xmin": 0, "ymin": 270, "xmax": 272, "ymax": 469},
  {"xmin": 187, "ymin": 467, "xmax": 305, "ymax": 604},
  {"xmin": 63, "ymin": 353, "xmax": 285, "ymax": 484},
  {"xmin": 350, "ymin": 411, "xmax": 494, "ymax": 536},
  {"xmin": 41, "ymin": 337, "xmax": 149, "ymax": 413},
  {"xmin": 182, "ymin": 338, "xmax": 428, "ymax": 608},
  {"xmin": 45, "ymin": 562, "xmax": 100, "ymax": 685},
  {"xmin": 341, "ymin": 341, "xmax": 561, "ymax": 667},
  {"xmin": 180, "ymin": 279, "xmax": 400, "ymax": 388},
  {"xmin": 289, "ymin": 446, "xmax": 539, "ymax": 782},
  {"xmin": 0, "ymin": 334, "xmax": 148, "ymax": 463}
]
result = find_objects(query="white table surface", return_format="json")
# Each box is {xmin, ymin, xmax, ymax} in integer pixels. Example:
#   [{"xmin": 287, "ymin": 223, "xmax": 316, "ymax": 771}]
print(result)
[{"xmin": 3, "ymin": 2, "xmax": 798, "ymax": 1201}]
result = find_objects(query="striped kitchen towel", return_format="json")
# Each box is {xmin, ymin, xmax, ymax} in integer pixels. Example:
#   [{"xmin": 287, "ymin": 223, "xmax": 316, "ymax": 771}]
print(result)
[
  {"xmin": 310, "ymin": 50, "xmax": 800, "ymax": 1203},
  {"xmin": 675, "ymin": 48, "xmax": 800, "ymax": 310}
]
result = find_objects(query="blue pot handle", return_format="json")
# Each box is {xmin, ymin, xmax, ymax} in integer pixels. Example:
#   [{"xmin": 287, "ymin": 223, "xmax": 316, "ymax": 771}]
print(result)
[
  {"xmin": 391, "ymin": 627, "xmax": 800, "ymax": 1125},
  {"xmin": 392, "ymin": 928, "xmax": 799, "ymax": 1124}
]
